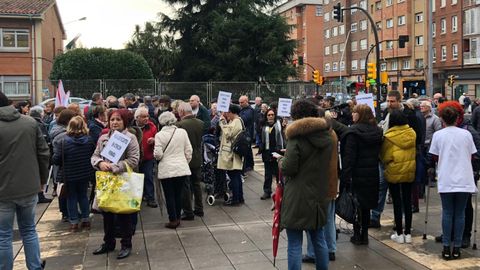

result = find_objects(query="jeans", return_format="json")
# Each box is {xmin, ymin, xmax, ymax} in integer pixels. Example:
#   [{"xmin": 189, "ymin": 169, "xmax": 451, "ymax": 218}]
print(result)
[
  {"xmin": 263, "ymin": 160, "xmax": 278, "ymax": 195},
  {"xmin": 371, "ymin": 163, "xmax": 388, "ymax": 222},
  {"xmin": 286, "ymin": 228, "xmax": 328, "ymax": 270},
  {"xmin": 227, "ymin": 170, "xmax": 244, "ymax": 203},
  {"xmin": 389, "ymin": 182, "xmax": 413, "ymax": 235},
  {"xmin": 102, "ymin": 212, "xmax": 132, "ymax": 249},
  {"xmin": 0, "ymin": 194, "xmax": 42, "ymax": 270},
  {"xmin": 66, "ymin": 181, "xmax": 90, "ymax": 225},
  {"xmin": 464, "ymin": 194, "xmax": 473, "ymax": 239},
  {"xmin": 140, "ymin": 160, "xmax": 155, "ymax": 201},
  {"xmin": 440, "ymin": 192, "xmax": 469, "ymax": 247},
  {"xmin": 307, "ymin": 200, "xmax": 336, "ymax": 257},
  {"xmin": 182, "ymin": 167, "xmax": 203, "ymax": 216},
  {"xmin": 161, "ymin": 176, "xmax": 186, "ymax": 222}
]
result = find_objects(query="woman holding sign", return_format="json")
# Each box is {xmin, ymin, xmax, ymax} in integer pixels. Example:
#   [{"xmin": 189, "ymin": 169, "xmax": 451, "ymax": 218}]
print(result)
[{"xmin": 91, "ymin": 109, "xmax": 140, "ymax": 260}]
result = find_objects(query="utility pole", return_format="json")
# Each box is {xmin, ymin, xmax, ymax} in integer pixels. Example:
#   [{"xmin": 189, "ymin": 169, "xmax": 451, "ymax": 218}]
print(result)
[{"xmin": 427, "ymin": 0, "xmax": 434, "ymax": 97}]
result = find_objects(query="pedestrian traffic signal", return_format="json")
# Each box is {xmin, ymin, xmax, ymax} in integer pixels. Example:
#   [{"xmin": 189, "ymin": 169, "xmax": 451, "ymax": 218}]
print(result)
[
  {"xmin": 448, "ymin": 75, "xmax": 455, "ymax": 87},
  {"xmin": 367, "ymin": 63, "xmax": 377, "ymax": 79},
  {"xmin": 380, "ymin": 71, "xmax": 388, "ymax": 84},
  {"xmin": 312, "ymin": 70, "xmax": 320, "ymax": 84},
  {"xmin": 333, "ymin": 3, "xmax": 343, "ymax": 23}
]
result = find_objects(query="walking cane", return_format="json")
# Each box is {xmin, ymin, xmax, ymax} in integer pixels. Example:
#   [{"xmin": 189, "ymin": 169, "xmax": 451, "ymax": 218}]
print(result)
[
  {"xmin": 423, "ymin": 169, "xmax": 433, "ymax": 240},
  {"xmin": 473, "ymin": 192, "xmax": 478, "ymax": 250},
  {"xmin": 44, "ymin": 165, "xmax": 54, "ymax": 193}
]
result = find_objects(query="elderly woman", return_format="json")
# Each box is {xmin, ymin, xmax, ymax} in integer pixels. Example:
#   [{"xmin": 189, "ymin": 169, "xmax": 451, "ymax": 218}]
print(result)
[
  {"xmin": 91, "ymin": 109, "xmax": 140, "ymax": 260},
  {"xmin": 276, "ymin": 99, "xmax": 337, "ymax": 270},
  {"xmin": 154, "ymin": 111, "xmax": 192, "ymax": 229}
]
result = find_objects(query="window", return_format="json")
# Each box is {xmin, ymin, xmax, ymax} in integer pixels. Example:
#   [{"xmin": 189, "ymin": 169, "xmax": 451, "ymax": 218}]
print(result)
[
  {"xmin": 316, "ymin": 5, "xmax": 323, "ymax": 16},
  {"xmin": 441, "ymin": 45, "xmax": 447, "ymax": 61},
  {"xmin": 386, "ymin": 40, "xmax": 394, "ymax": 49},
  {"xmin": 325, "ymin": 29, "xmax": 330, "ymax": 38},
  {"xmin": 440, "ymin": 0, "xmax": 446, "ymax": 7},
  {"xmin": 332, "ymin": 62, "xmax": 338, "ymax": 71},
  {"xmin": 391, "ymin": 60, "xmax": 398, "ymax": 70},
  {"xmin": 403, "ymin": 60, "xmax": 410, "ymax": 69},
  {"xmin": 415, "ymin": 35, "xmax": 424, "ymax": 46},
  {"xmin": 360, "ymin": 59, "xmax": 366, "ymax": 70},
  {"xmin": 340, "ymin": 43, "xmax": 345, "ymax": 52},
  {"xmin": 398, "ymin": 15, "xmax": 406, "ymax": 26},
  {"xmin": 452, "ymin": 16, "xmax": 458, "ymax": 32},
  {"xmin": 325, "ymin": 46, "xmax": 330, "ymax": 55},
  {"xmin": 0, "ymin": 29, "xmax": 29, "ymax": 50},
  {"xmin": 386, "ymin": 19, "xmax": 394, "ymax": 28},
  {"xmin": 351, "ymin": 23, "xmax": 358, "ymax": 32},
  {"xmin": 376, "ymin": 21, "xmax": 382, "ymax": 31},
  {"xmin": 351, "ymin": 41, "xmax": 358, "ymax": 51},
  {"xmin": 351, "ymin": 4, "xmax": 357, "ymax": 14},
  {"xmin": 1, "ymin": 76, "xmax": 30, "ymax": 96},
  {"xmin": 360, "ymin": 39, "xmax": 368, "ymax": 50},
  {"xmin": 359, "ymin": 0, "xmax": 367, "ymax": 9},
  {"xmin": 339, "ymin": 25, "xmax": 345, "ymax": 35},
  {"xmin": 324, "ymin": 0, "xmax": 329, "ymax": 4},
  {"xmin": 451, "ymin": 0, "xmax": 457, "ymax": 4},
  {"xmin": 325, "ymin": 63, "xmax": 331, "ymax": 72},
  {"xmin": 332, "ymin": 44, "xmax": 338, "ymax": 54},
  {"xmin": 351, "ymin": 60, "xmax": 358, "ymax": 70},
  {"xmin": 332, "ymin": 27, "xmax": 338, "ymax": 37},
  {"xmin": 375, "ymin": 1, "xmax": 382, "ymax": 10},
  {"xmin": 441, "ymin": 18, "xmax": 446, "ymax": 34},
  {"xmin": 433, "ymin": 47, "xmax": 437, "ymax": 62},
  {"xmin": 360, "ymin": 20, "xmax": 368, "ymax": 31},
  {"xmin": 452, "ymin": 43, "xmax": 458, "ymax": 59},
  {"xmin": 324, "ymin": 12, "xmax": 330, "ymax": 22},
  {"xmin": 340, "ymin": 61, "xmax": 345, "ymax": 71},
  {"xmin": 381, "ymin": 62, "xmax": 387, "ymax": 71},
  {"xmin": 387, "ymin": 0, "xmax": 393, "ymax": 6},
  {"xmin": 415, "ymin": 12, "xmax": 423, "ymax": 23},
  {"xmin": 432, "ymin": 22, "xmax": 436, "ymax": 37},
  {"xmin": 415, "ymin": 59, "xmax": 424, "ymax": 68}
]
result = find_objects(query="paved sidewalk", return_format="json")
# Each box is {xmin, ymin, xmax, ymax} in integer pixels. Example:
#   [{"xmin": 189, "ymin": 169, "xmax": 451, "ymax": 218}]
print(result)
[{"xmin": 12, "ymin": 156, "xmax": 479, "ymax": 269}]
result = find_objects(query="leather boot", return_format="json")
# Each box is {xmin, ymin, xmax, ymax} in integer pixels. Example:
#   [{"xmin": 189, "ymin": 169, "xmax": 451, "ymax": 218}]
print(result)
[{"xmin": 350, "ymin": 223, "xmax": 362, "ymax": 245}]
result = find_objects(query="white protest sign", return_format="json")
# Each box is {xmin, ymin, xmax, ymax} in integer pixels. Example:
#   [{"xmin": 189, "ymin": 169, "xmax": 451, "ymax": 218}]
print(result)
[
  {"xmin": 217, "ymin": 91, "xmax": 232, "ymax": 112},
  {"xmin": 326, "ymin": 93, "xmax": 332, "ymax": 97},
  {"xmin": 277, "ymin": 98, "xmax": 293, "ymax": 117},
  {"xmin": 100, "ymin": 130, "xmax": 132, "ymax": 164},
  {"xmin": 355, "ymin": 93, "xmax": 376, "ymax": 116}
]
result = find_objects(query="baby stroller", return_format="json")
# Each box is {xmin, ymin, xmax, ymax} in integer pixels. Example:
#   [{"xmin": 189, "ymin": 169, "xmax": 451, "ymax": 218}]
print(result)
[{"xmin": 202, "ymin": 134, "xmax": 231, "ymax": 205}]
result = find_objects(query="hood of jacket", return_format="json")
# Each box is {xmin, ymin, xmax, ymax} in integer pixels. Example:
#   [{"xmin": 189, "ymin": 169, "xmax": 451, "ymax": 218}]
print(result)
[
  {"xmin": 50, "ymin": 124, "xmax": 66, "ymax": 139},
  {"xmin": 66, "ymin": 134, "xmax": 91, "ymax": 145},
  {"xmin": 0, "ymin": 106, "xmax": 20, "ymax": 122},
  {"xmin": 384, "ymin": 124, "xmax": 416, "ymax": 149},
  {"xmin": 285, "ymin": 117, "xmax": 331, "ymax": 148},
  {"xmin": 350, "ymin": 123, "xmax": 383, "ymax": 145}
]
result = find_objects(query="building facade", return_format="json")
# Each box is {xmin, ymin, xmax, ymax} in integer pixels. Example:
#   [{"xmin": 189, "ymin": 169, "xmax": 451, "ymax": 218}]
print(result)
[{"xmin": 0, "ymin": 0, "xmax": 65, "ymax": 104}]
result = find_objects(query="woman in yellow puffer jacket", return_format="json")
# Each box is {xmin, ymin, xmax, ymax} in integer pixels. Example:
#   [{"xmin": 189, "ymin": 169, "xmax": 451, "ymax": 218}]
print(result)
[{"xmin": 380, "ymin": 109, "xmax": 416, "ymax": 245}]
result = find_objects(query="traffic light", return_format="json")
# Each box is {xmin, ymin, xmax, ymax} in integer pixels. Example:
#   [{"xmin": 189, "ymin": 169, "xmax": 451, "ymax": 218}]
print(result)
[
  {"xmin": 448, "ymin": 75, "xmax": 455, "ymax": 87},
  {"xmin": 312, "ymin": 70, "xmax": 320, "ymax": 84},
  {"xmin": 380, "ymin": 71, "xmax": 389, "ymax": 84},
  {"xmin": 367, "ymin": 62, "xmax": 377, "ymax": 79},
  {"xmin": 318, "ymin": 75, "xmax": 324, "ymax": 85},
  {"xmin": 333, "ymin": 3, "xmax": 343, "ymax": 23}
]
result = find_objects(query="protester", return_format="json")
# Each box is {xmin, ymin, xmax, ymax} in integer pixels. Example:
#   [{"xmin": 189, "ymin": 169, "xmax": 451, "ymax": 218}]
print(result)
[
  {"xmin": 380, "ymin": 109, "xmax": 416, "ymax": 244},
  {"xmin": 53, "ymin": 116, "xmax": 95, "ymax": 232},
  {"xmin": 189, "ymin": 95, "xmax": 211, "ymax": 134},
  {"xmin": 67, "ymin": 103, "xmax": 82, "ymax": 117},
  {"xmin": 238, "ymin": 95, "xmax": 255, "ymax": 172},
  {"xmin": 124, "ymin": 93, "xmax": 139, "ymax": 109},
  {"xmin": 217, "ymin": 104, "xmax": 245, "ymax": 206},
  {"xmin": 0, "ymin": 91, "xmax": 50, "ymax": 270},
  {"xmin": 154, "ymin": 111, "xmax": 192, "ymax": 228},
  {"xmin": 84, "ymin": 92, "xmax": 104, "ymax": 119},
  {"xmin": 170, "ymin": 99, "xmax": 182, "ymax": 121},
  {"xmin": 209, "ymin": 102, "xmax": 221, "ymax": 134},
  {"xmin": 341, "ymin": 104, "xmax": 383, "ymax": 245},
  {"xmin": 429, "ymin": 104, "xmax": 477, "ymax": 260},
  {"xmin": 176, "ymin": 103, "xmax": 205, "ymax": 219},
  {"xmin": 15, "ymin": 100, "xmax": 30, "ymax": 115},
  {"xmin": 134, "ymin": 107, "xmax": 158, "ymax": 208},
  {"xmin": 91, "ymin": 109, "xmax": 140, "ymax": 260},
  {"xmin": 48, "ymin": 106, "xmax": 66, "ymax": 133},
  {"xmin": 105, "ymin": 95, "xmax": 118, "ymax": 109},
  {"xmin": 42, "ymin": 101, "xmax": 55, "ymax": 126},
  {"xmin": 87, "ymin": 105, "xmax": 107, "ymax": 145},
  {"xmin": 277, "ymin": 99, "xmax": 336, "ymax": 270},
  {"xmin": 253, "ymin": 96, "xmax": 263, "ymax": 148},
  {"xmin": 259, "ymin": 108, "xmax": 284, "ymax": 200}
]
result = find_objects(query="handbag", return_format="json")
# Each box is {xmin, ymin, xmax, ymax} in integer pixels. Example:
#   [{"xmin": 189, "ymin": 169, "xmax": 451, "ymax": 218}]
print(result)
[
  {"xmin": 232, "ymin": 118, "xmax": 251, "ymax": 158},
  {"xmin": 335, "ymin": 187, "xmax": 358, "ymax": 224}
]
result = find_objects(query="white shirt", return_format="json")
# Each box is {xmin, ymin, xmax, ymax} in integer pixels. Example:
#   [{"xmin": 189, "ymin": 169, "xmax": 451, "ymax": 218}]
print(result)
[{"xmin": 429, "ymin": 126, "xmax": 478, "ymax": 193}]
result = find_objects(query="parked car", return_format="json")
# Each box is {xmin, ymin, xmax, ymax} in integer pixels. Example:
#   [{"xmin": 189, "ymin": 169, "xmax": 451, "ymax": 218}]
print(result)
[{"xmin": 39, "ymin": 97, "xmax": 90, "ymax": 110}]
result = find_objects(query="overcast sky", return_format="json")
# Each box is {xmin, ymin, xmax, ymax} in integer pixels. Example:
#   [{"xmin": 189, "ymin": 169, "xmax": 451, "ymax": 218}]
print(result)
[{"xmin": 56, "ymin": 0, "xmax": 174, "ymax": 49}]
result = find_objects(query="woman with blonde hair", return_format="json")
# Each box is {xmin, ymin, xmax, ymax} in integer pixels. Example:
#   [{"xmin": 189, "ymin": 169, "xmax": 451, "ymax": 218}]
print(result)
[{"xmin": 52, "ymin": 116, "xmax": 96, "ymax": 232}]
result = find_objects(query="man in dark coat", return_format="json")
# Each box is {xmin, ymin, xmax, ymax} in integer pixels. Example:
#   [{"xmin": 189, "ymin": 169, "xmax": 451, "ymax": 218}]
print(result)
[
  {"xmin": 253, "ymin": 97, "xmax": 263, "ymax": 147},
  {"xmin": 177, "ymin": 102, "xmax": 205, "ymax": 219},
  {"xmin": 239, "ymin": 95, "xmax": 255, "ymax": 172},
  {"xmin": 189, "ymin": 95, "xmax": 211, "ymax": 134}
]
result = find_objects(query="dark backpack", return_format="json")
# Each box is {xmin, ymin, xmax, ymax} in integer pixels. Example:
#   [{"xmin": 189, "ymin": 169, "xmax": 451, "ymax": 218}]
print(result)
[{"xmin": 232, "ymin": 118, "xmax": 251, "ymax": 158}]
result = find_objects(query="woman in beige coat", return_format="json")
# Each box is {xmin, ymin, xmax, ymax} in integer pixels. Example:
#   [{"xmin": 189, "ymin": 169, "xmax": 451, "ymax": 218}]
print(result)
[
  {"xmin": 217, "ymin": 104, "xmax": 244, "ymax": 206},
  {"xmin": 154, "ymin": 111, "xmax": 192, "ymax": 228}
]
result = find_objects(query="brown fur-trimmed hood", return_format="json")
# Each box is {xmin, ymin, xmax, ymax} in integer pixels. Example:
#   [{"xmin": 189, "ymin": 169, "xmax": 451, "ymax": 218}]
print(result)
[{"xmin": 285, "ymin": 117, "xmax": 330, "ymax": 139}]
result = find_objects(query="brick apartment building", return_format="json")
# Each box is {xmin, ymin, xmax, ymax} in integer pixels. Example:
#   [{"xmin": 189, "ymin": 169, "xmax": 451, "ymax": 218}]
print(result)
[{"xmin": 0, "ymin": 0, "xmax": 65, "ymax": 104}]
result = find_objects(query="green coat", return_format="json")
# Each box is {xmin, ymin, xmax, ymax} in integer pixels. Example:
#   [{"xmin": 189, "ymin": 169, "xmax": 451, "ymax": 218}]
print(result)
[
  {"xmin": 280, "ymin": 117, "xmax": 335, "ymax": 230},
  {"xmin": 176, "ymin": 115, "xmax": 204, "ymax": 169}
]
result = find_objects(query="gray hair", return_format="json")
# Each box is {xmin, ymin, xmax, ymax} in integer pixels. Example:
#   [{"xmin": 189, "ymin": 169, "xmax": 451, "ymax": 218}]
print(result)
[
  {"xmin": 158, "ymin": 111, "xmax": 177, "ymax": 126},
  {"xmin": 420, "ymin": 100, "xmax": 432, "ymax": 110},
  {"xmin": 134, "ymin": 106, "xmax": 149, "ymax": 118},
  {"xmin": 29, "ymin": 106, "xmax": 44, "ymax": 118},
  {"xmin": 406, "ymin": 98, "xmax": 420, "ymax": 109},
  {"xmin": 178, "ymin": 102, "xmax": 193, "ymax": 114}
]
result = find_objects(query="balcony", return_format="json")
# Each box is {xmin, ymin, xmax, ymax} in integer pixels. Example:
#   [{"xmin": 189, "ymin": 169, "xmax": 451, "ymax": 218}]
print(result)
[{"xmin": 464, "ymin": 51, "xmax": 480, "ymax": 65}]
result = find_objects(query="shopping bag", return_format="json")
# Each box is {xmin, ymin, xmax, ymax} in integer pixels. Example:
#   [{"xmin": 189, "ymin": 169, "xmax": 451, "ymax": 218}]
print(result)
[
  {"xmin": 95, "ymin": 163, "xmax": 144, "ymax": 214},
  {"xmin": 335, "ymin": 188, "xmax": 358, "ymax": 224}
]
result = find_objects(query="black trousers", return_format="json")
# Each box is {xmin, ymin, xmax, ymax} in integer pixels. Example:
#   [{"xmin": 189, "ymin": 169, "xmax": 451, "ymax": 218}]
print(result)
[
  {"xmin": 389, "ymin": 182, "xmax": 413, "ymax": 235},
  {"xmin": 162, "ymin": 176, "xmax": 186, "ymax": 222},
  {"xmin": 102, "ymin": 212, "xmax": 133, "ymax": 249},
  {"xmin": 464, "ymin": 194, "xmax": 473, "ymax": 239},
  {"xmin": 182, "ymin": 168, "xmax": 203, "ymax": 216},
  {"xmin": 263, "ymin": 160, "xmax": 278, "ymax": 195}
]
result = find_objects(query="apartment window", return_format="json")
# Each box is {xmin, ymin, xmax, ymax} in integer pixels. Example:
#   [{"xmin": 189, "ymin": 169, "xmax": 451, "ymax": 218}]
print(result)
[
  {"xmin": 351, "ymin": 60, "xmax": 358, "ymax": 70},
  {"xmin": 325, "ymin": 63, "xmax": 331, "ymax": 72},
  {"xmin": 324, "ymin": 12, "xmax": 330, "ymax": 22},
  {"xmin": 316, "ymin": 5, "xmax": 323, "ymax": 16},
  {"xmin": 441, "ymin": 45, "xmax": 447, "ymax": 61},
  {"xmin": 325, "ymin": 46, "xmax": 330, "ymax": 55},
  {"xmin": 415, "ymin": 35, "xmax": 424, "ymax": 46},
  {"xmin": 415, "ymin": 59, "xmax": 424, "ymax": 68},
  {"xmin": 381, "ymin": 62, "xmax": 387, "ymax": 71},
  {"xmin": 359, "ymin": 0, "xmax": 367, "ymax": 9},
  {"xmin": 325, "ymin": 29, "xmax": 330, "ymax": 38},
  {"xmin": 391, "ymin": 60, "xmax": 398, "ymax": 70},
  {"xmin": 403, "ymin": 60, "xmax": 410, "ymax": 69},
  {"xmin": 351, "ymin": 23, "xmax": 358, "ymax": 32},
  {"xmin": 1, "ymin": 76, "xmax": 30, "ymax": 96},
  {"xmin": 332, "ymin": 44, "xmax": 338, "ymax": 54},
  {"xmin": 332, "ymin": 27, "xmax": 338, "ymax": 37},
  {"xmin": 339, "ymin": 25, "xmax": 345, "ymax": 35},
  {"xmin": 351, "ymin": 41, "xmax": 358, "ymax": 51},
  {"xmin": 0, "ymin": 29, "xmax": 29, "ymax": 50},
  {"xmin": 398, "ymin": 0, "xmax": 405, "ymax": 3},
  {"xmin": 452, "ymin": 16, "xmax": 458, "ymax": 32},
  {"xmin": 375, "ymin": 1, "xmax": 382, "ymax": 10},
  {"xmin": 433, "ymin": 47, "xmax": 437, "ymax": 62},
  {"xmin": 386, "ymin": 19, "xmax": 394, "ymax": 28},
  {"xmin": 340, "ymin": 61, "xmax": 345, "ymax": 71},
  {"xmin": 398, "ymin": 15, "xmax": 406, "ymax": 26},
  {"xmin": 360, "ymin": 20, "xmax": 368, "ymax": 31},
  {"xmin": 386, "ymin": 40, "xmax": 394, "ymax": 49},
  {"xmin": 351, "ymin": 4, "xmax": 357, "ymax": 14},
  {"xmin": 339, "ymin": 43, "xmax": 345, "ymax": 52},
  {"xmin": 440, "ymin": 0, "xmax": 446, "ymax": 7},
  {"xmin": 324, "ymin": 0, "xmax": 329, "ymax": 4},
  {"xmin": 432, "ymin": 22, "xmax": 436, "ymax": 37},
  {"xmin": 360, "ymin": 39, "xmax": 368, "ymax": 50},
  {"xmin": 441, "ymin": 18, "xmax": 446, "ymax": 34},
  {"xmin": 387, "ymin": 0, "xmax": 393, "ymax": 6},
  {"xmin": 452, "ymin": 43, "xmax": 458, "ymax": 59},
  {"xmin": 415, "ymin": 12, "xmax": 423, "ymax": 23},
  {"xmin": 360, "ymin": 59, "xmax": 366, "ymax": 70},
  {"xmin": 451, "ymin": 0, "xmax": 457, "ymax": 4},
  {"xmin": 376, "ymin": 21, "xmax": 382, "ymax": 31},
  {"xmin": 332, "ymin": 62, "xmax": 338, "ymax": 71}
]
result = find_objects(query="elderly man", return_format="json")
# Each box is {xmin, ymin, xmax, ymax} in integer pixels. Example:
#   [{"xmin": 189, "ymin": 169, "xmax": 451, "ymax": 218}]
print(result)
[
  {"xmin": 124, "ymin": 93, "xmax": 139, "ymax": 109},
  {"xmin": 189, "ymin": 95, "xmax": 210, "ymax": 134},
  {"xmin": 421, "ymin": 101, "xmax": 442, "ymax": 149},
  {"xmin": 85, "ymin": 92, "xmax": 104, "ymax": 120},
  {"xmin": 0, "ymin": 91, "xmax": 50, "ymax": 270},
  {"xmin": 239, "ymin": 95, "xmax": 255, "ymax": 172},
  {"xmin": 253, "ymin": 97, "xmax": 263, "ymax": 148},
  {"xmin": 176, "ymin": 102, "xmax": 205, "ymax": 219}
]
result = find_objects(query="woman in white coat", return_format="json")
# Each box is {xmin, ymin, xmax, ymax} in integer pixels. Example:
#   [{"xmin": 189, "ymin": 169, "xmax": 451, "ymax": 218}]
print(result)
[{"xmin": 154, "ymin": 111, "xmax": 193, "ymax": 229}]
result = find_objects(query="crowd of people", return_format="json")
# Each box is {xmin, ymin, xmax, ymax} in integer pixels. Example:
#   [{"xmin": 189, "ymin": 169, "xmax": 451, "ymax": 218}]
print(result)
[{"xmin": 0, "ymin": 88, "xmax": 478, "ymax": 269}]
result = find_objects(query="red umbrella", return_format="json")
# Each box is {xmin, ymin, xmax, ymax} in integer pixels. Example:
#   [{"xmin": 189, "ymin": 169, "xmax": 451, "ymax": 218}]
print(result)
[{"xmin": 272, "ymin": 169, "xmax": 284, "ymax": 267}]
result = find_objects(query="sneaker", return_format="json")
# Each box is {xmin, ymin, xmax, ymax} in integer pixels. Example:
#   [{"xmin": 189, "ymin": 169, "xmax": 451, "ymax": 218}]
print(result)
[
  {"xmin": 442, "ymin": 246, "xmax": 451, "ymax": 260},
  {"xmin": 391, "ymin": 233, "xmax": 405, "ymax": 244},
  {"xmin": 260, "ymin": 193, "xmax": 271, "ymax": 200},
  {"xmin": 38, "ymin": 197, "xmax": 52, "ymax": 204},
  {"xmin": 435, "ymin": 235, "xmax": 443, "ymax": 243},
  {"xmin": 404, "ymin": 234, "xmax": 412, "ymax": 243}
]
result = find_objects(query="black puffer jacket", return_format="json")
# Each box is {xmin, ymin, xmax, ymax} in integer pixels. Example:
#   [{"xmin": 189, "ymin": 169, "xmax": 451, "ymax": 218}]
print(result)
[
  {"xmin": 53, "ymin": 135, "xmax": 95, "ymax": 183},
  {"xmin": 341, "ymin": 123, "xmax": 383, "ymax": 209}
]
